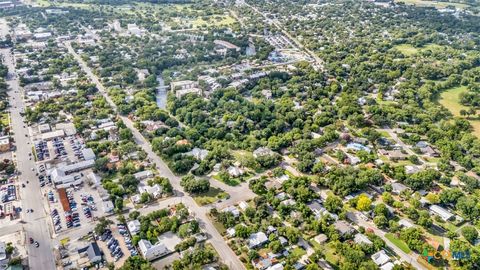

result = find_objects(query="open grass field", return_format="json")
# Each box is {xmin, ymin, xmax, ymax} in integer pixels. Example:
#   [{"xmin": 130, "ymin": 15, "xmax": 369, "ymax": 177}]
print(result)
[
  {"xmin": 192, "ymin": 187, "xmax": 229, "ymax": 206},
  {"xmin": 385, "ymin": 233, "xmax": 412, "ymax": 253},
  {"xmin": 438, "ymin": 85, "xmax": 480, "ymax": 137},
  {"xmin": 438, "ymin": 85, "xmax": 468, "ymax": 117},
  {"xmin": 393, "ymin": 43, "xmax": 445, "ymax": 56},
  {"xmin": 394, "ymin": 0, "xmax": 470, "ymax": 9}
]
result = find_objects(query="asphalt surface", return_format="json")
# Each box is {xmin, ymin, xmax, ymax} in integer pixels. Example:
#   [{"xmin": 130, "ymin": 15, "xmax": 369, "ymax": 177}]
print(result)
[
  {"xmin": 66, "ymin": 42, "xmax": 246, "ymax": 270},
  {"xmin": 1, "ymin": 48, "xmax": 56, "ymax": 270},
  {"xmin": 347, "ymin": 211, "xmax": 427, "ymax": 270}
]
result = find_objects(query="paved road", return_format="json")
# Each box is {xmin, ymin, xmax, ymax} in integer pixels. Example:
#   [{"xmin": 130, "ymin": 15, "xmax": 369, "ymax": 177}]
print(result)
[
  {"xmin": 379, "ymin": 128, "xmax": 435, "ymax": 166},
  {"xmin": 66, "ymin": 42, "xmax": 245, "ymax": 270},
  {"xmin": 1, "ymin": 48, "xmax": 56, "ymax": 270},
  {"xmin": 241, "ymin": 3, "xmax": 325, "ymax": 71},
  {"xmin": 346, "ymin": 211, "xmax": 427, "ymax": 270}
]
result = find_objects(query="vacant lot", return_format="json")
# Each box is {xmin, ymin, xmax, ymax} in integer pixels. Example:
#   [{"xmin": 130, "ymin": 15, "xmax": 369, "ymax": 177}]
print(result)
[
  {"xmin": 394, "ymin": 0, "xmax": 470, "ymax": 9},
  {"xmin": 439, "ymin": 86, "xmax": 468, "ymax": 117},
  {"xmin": 192, "ymin": 187, "xmax": 229, "ymax": 206},
  {"xmin": 385, "ymin": 233, "xmax": 411, "ymax": 253},
  {"xmin": 394, "ymin": 43, "xmax": 444, "ymax": 56}
]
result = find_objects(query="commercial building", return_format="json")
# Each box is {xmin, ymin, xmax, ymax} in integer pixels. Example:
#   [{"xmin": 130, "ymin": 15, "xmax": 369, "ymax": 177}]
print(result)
[{"xmin": 138, "ymin": 239, "xmax": 168, "ymax": 261}]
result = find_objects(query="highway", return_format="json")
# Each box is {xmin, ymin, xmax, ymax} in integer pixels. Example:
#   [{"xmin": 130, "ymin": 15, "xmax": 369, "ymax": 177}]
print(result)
[
  {"xmin": 1, "ymin": 47, "xmax": 56, "ymax": 270},
  {"xmin": 65, "ymin": 42, "xmax": 246, "ymax": 270}
]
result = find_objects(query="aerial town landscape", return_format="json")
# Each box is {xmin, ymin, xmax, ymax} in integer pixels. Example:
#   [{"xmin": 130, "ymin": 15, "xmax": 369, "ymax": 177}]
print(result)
[{"xmin": 0, "ymin": 0, "xmax": 479, "ymax": 269}]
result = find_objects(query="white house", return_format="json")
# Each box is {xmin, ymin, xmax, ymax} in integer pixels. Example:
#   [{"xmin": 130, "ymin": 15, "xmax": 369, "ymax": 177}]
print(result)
[
  {"xmin": 429, "ymin": 205, "xmax": 454, "ymax": 221},
  {"xmin": 138, "ymin": 239, "xmax": 168, "ymax": 261},
  {"xmin": 127, "ymin": 220, "xmax": 141, "ymax": 235},
  {"xmin": 371, "ymin": 250, "xmax": 390, "ymax": 266},
  {"xmin": 222, "ymin": 206, "xmax": 240, "ymax": 218},
  {"xmin": 248, "ymin": 232, "xmax": 268, "ymax": 249}
]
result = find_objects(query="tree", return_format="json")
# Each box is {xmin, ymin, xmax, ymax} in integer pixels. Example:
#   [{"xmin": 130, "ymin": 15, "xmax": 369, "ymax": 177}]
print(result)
[
  {"xmin": 382, "ymin": 192, "xmax": 394, "ymax": 205},
  {"xmin": 425, "ymin": 193, "xmax": 440, "ymax": 204},
  {"xmin": 94, "ymin": 218, "xmax": 113, "ymax": 235},
  {"xmin": 94, "ymin": 157, "xmax": 109, "ymax": 172},
  {"xmin": 461, "ymin": 226, "xmax": 478, "ymax": 244},
  {"xmin": 119, "ymin": 256, "xmax": 155, "ymax": 270},
  {"xmin": 374, "ymin": 215, "xmax": 388, "ymax": 229},
  {"xmin": 180, "ymin": 175, "xmax": 210, "ymax": 194},
  {"xmin": 325, "ymin": 195, "xmax": 343, "ymax": 213},
  {"xmin": 356, "ymin": 194, "xmax": 372, "ymax": 212}
]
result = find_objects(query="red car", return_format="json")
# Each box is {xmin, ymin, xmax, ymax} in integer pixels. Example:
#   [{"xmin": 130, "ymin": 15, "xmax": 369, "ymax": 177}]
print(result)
[{"xmin": 29, "ymin": 237, "xmax": 33, "ymax": 244}]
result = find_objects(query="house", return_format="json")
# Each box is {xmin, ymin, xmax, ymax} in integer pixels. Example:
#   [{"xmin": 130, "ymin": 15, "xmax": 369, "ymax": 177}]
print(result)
[
  {"xmin": 226, "ymin": 227, "xmax": 236, "ymax": 238},
  {"xmin": 127, "ymin": 220, "xmax": 141, "ymax": 235},
  {"xmin": 267, "ymin": 264, "xmax": 284, "ymax": 270},
  {"xmin": 313, "ymin": 234, "xmax": 328, "ymax": 245},
  {"xmin": 185, "ymin": 148, "xmax": 209, "ymax": 161},
  {"xmin": 227, "ymin": 166, "xmax": 244, "ymax": 177},
  {"xmin": 378, "ymin": 149, "xmax": 408, "ymax": 161},
  {"xmin": 238, "ymin": 201, "xmax": 249, "ymax": 211},
  {"xmin": 307, "ymin": 200, "xmax": 326, "ymax": 217},
  {"xmin": 346, "ymin": 143, "xmax": 371, "ymax": 153},
  {"xmin": 222, "ymin": 205, "xmax": 240, "ymax": 218},
  {"xmin": 248, "ymin": 232, "xmax": 268, "ymax": 249},
  {"xmin": 398, "ymin": 218, "xmax": 414, "ymax": 228},
  {"xmin": 371, "ymin": 250, "xmax": 390, "ymax": 266},
  {"xmin": 317, "ymin": 259, "xmax": 334, "ymax": 270},
  {"xmin": 0, "ymin": 136, "xmax": 10, "ymax": 152},
  {"xmin": 429, "ymin": 205, "xmax": 454, "ymax": 221},
  {"xmin": 405, "ymin": 165, "xmax": 422, "ymax": 174},
  {"xmin": 138, "ymin": 184, "xmax": 162, "ymax": 199},
  {"xmin": 133, "ymin": 170, "xmax": 153, "ymax": 180},
  {"xmin": 334, "ymin": 221, "xmax": 355, "ymax": 237},
  {"xmin": 345, "ymin": 153, "xmax": 361, "ymax": 165},
  {"xmin": 391, "ymin": 182, "xmax": 408, "ymax": 195},
  {"xmin": 354, "ymin": 233, "xmax": 373, "ymax": 245},
  {"xmin": 380, "ymin": 262, "xmax": 395, "ymax": 270},
  {"xmin": 138, "ymin": 239, "xmax": 168, "ymax": 261},
  {"xmin": 253, "ymin": 147, "xmax": 274, "ymax": 158}
]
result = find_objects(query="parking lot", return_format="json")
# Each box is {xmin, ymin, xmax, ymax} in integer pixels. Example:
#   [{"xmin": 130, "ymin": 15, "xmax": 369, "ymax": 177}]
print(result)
[
  {"xmin": 46, "ymin": 185, "xmax": 104, "ymax": 235},
  {"xmin": 97, "ymin": 224, "xmax": 134, "ymax": 267},
  {"xmin": 34, "ymin": 135, "xmax": 88, "ymax": 164}
]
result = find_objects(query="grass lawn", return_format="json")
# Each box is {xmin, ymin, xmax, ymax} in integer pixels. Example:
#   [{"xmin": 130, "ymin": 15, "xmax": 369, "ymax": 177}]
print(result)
[
  {"xmin": 323, "ymin": 243, "xmax": 340, "ymax": 266},
  {"xmin": 394, "ymin": 44, "xmax": 419, "ymax": 56},
  {"xmin": 385, "ymin": 233, "xmax": 412, "ymax": 253},
  {"xmin": 438, "ymin": 85, "xmax": 480, "ymax": 137},
  {"xmin": 394, "ymin": 0, "xmax": 470, "ymax": 9},
  {"xmin": 438, "ymin": 85, "xmax": 468, "ymax": 117},
  {"xmin": 208, "ymin": 214, "xmax": 226, "ymax": 235},
  {"xmin": 393, "ymin": 43, "xmax": 445, "ymax": 57},
  {"xmin": 0, "ymin": 113, "xmax": 9, "ymax": 126},
  {"xmin": 192, "ymin": 187, "xmax": 229, "ymax": 206},
  {"xmin": 212, "ymin": 174, "xmax": 241, "ymax": 186},
  {"xmin": 291, "ymin": 247, "xmax": 307, "ymax": 258}
]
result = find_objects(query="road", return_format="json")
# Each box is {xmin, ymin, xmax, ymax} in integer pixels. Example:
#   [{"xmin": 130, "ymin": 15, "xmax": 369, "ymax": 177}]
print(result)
[
  {"xmin": 1, "ymin": 48, "xmax": 56, "ymax": 270},
  {"xmin": 65, "ymin": 42, "xmax": 245, "ymax": 270},
  {"xmin": 379, "ymin": 128, "xmax": 435, "ymax": 166},
  {"xmin": 346, "ymin": 211, "xmax": 427, "ymax": 270},
  {"xmin": 241, "ymin": 2, "xmax": 325, "ymax": 71}
]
